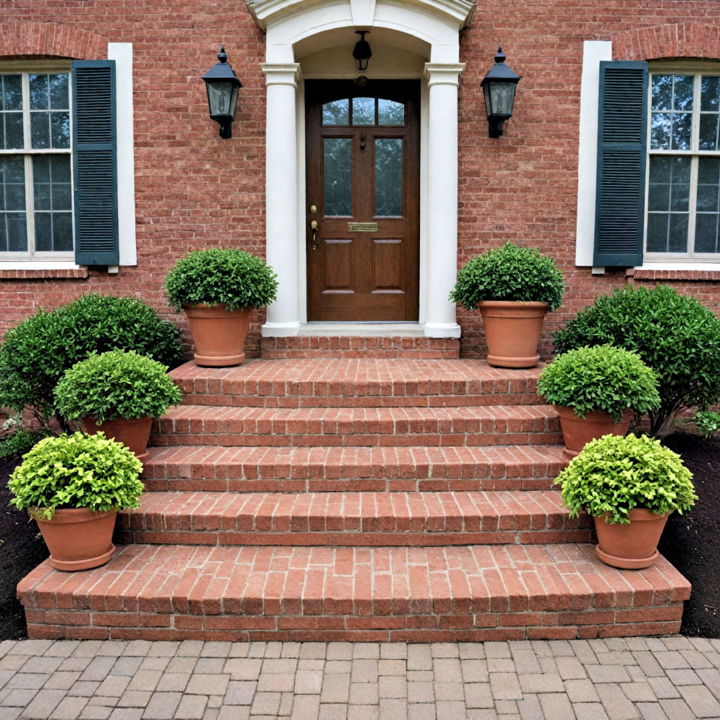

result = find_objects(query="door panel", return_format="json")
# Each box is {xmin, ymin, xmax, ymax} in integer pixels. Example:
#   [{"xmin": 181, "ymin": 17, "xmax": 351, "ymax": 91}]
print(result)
[{"xmin": 306, "ymin": 80, "xmax": 419, "ymax": 321}]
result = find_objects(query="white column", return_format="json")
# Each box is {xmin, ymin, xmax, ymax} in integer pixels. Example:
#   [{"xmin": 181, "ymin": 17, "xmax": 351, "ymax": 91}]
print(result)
[
  {"xmin": 261, "ymin": 63, "xmax": 301, "ymax": 336},
  {"xmin": 423, "ymin": 63, "xmax": 464, "ymax": 338}
]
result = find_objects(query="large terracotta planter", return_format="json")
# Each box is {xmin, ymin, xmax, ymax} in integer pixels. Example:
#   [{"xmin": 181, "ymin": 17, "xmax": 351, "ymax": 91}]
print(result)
[
  {"xmin": 81, "ymin": 415, "xmax": 153, "ymax": 461},
  {"xmin": 184, "ymin": 304, "xmax": 252, "ymax": 367},
  {"xmin": 594, "ymin": 509, "xmax": 670, "ymax": 569},
  {"xmin": 30, "ymin": 508, "xmax": 117, "ymax": 571},
  {"xmin": 555, "ymin": 406, "xmax": 633, "ymax": 459},
  {"xmin": 477, "ymin": 301, "xmax": 548, "ymax": 368}
]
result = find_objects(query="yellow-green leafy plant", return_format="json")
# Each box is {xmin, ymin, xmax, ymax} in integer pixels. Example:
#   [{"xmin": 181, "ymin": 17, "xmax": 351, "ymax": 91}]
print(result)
[
  {"xmin": 8, "ymin": 432, "xmax": 144, "ymax": 520},
  {"xmin": 555, "ymin": 433, "xmax": 697, "ymax": 524}
]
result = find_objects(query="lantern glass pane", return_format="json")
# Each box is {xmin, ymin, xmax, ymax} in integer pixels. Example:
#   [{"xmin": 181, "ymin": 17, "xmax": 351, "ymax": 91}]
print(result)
[
  {"xmin": 206, "ymin": 81, "xmax": 234, "ymax": 117},
  {"xmin": 489, "ymin": 83, "xmax": 516, "ymax": 117}
]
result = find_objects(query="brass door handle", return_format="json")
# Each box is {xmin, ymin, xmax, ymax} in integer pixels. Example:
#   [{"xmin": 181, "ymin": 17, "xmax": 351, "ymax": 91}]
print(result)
[{"xmin": 310, "ymin": 220, "xmax": 319, "ymax": 250}]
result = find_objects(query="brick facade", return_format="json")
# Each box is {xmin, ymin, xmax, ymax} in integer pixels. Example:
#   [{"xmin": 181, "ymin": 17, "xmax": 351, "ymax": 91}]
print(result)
[{"xmin": 1, "ymin": 3, "xmax": 720, "ymax": 357}]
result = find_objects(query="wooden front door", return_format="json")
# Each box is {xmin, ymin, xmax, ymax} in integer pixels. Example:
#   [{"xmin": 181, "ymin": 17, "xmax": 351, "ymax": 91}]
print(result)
[{"xmin": 306, "ymin": 80, "xmax": 419, "ymax": 321}]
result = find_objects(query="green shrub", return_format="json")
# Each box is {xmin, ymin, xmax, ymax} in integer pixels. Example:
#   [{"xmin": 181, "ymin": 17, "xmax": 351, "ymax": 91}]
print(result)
[
  {"xmin": 165, "ymin": 248, "xmax": 279, "ymax": 312},
  {"xmin": 0, "ymin": 426, "xmax": 48, "ymax": 459},
  {"xmin": 55, "ymin": 350, "xmax": 182, "ymax": 423},
  {"xmin": 0, "ymin": 295, "xmax": 182, "ymax": 431},
  {"xmin": 537, "ymin": 345, "xmax": 660, "ymax": 422},
  {"xmin": 554, "ymin": 286, "xmax": 720, "ymax": 436},
  {"xmin": 450, "ymin": 242, "xmax": 565, "ymax": 311},
  {"xmin": 694, "ymin": 410, "xmax": 720, "ymax": 439},
  {"xmin": 555, "ymin": 433, "xmax": 697, "ymax": 524},
  {"xmin": 8, "ymin": 432, "xmax": 144, "ymax": 520}
]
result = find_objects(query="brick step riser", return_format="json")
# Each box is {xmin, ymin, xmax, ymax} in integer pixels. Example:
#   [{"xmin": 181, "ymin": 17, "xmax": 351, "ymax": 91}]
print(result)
[
  {"xmin": 24, "ymin": 612, "xmax": 683, "ymax": 643},
  {"xmin": 178, "ymin": 392, "xmax": 542, "ymax": 409},
  {"xmin": 150, "ymin": 431, "xmax": 564, "ymax": 448},
  {"xmin": 140, "ymin": 476, "xmax": 562, "ymax": 493},
  {"xmin": 259, "ymin": 337, "xmax": 461, "ymax": 360},
  {"xmin": 115, "ymin": 528, "xmax": 594, "ymax": 547}
]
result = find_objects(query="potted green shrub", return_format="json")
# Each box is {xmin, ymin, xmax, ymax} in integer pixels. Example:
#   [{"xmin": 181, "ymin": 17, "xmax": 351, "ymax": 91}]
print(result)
[
  {"xmin": 8, "ymin": 432, "xmax": 144, "ymax": 571},
  {"xmin": 555, "ymin": 433, "xmax": 697, "ymax": 569},
  {"xmin": 165, "ymin": 248, "xmax": 279, "ymax": 367},
  {"xmin": 537, "ymin": 345, "xmax": 660, "ymax": 457},
  {"xmin": 54, "ymin": 350, "xmax": 182, "ymax": 461},
  {"xmin": 450, "ymin": 242, "xmax": 564, "ymax": 368}
]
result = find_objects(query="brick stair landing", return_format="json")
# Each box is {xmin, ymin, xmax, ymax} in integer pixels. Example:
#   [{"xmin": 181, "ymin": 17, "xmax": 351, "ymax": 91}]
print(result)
[{"xmin": 17, "ymin": 543, "xmax": 690, "ymax": 643}]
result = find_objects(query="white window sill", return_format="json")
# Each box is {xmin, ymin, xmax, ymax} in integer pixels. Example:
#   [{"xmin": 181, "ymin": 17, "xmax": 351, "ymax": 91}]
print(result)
[
  {"xmin": 0, "ymin": 261, "xmax": 80, "ymax": 270},
  {"xmin": 636, "ymin": 262, "xmax": 720, "ymax": 271}
]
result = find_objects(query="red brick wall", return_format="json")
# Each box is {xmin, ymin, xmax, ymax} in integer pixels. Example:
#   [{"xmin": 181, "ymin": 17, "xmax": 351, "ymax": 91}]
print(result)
[{"xmin": 1, "ymin": 2, "xmax": 719, "ymax": 359}]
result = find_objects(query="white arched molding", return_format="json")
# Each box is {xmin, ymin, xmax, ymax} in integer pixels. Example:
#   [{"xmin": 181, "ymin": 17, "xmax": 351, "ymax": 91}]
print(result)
[{"xmin": 250, "ymin": 0, "xmax": 474, "ymax": 338}]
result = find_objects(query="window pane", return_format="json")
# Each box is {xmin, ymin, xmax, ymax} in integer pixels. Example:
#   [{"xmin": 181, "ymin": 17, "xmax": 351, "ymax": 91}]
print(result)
[
  {"xmin": 323, "ymin": 138, "xmax": 352, "ymax": 216},
  {"xmin": 35, "ymin": 213, "xmax": 52, "ymax": 251},
  {"xmin": 29, "ymin": 74, "xmax": 49, "ymax": 110},
  {"xmin": 697, "ymin": 159, "xmax": 720, "ymax": 216},
  {"xmin": 696, "ymin": 214, "xmax": 719, "ymax": 253},
  {"xmin": 669, "ymin": 214, "xmax": 688, "ymax": 252},
  {"xmin": 699, "ymin": 157, "xmax": 720, "ymax": 185},
  {"xmin": 3, "ymin": 112, "xmax": 23, "ymax": 149},
  {"xmin": 53, "ymin": 213, "xmax": 73, "ymax": 251},
  {"xmin": 1, "ymin": 155, "xmax": 28, "ymax": 251},
  {"xmin": 51, "ymin": 111, "xmax": 70, "ymax": 148},
  {"xmin": 378, "ymin": 99, "xmax": 405, "ymax": 126},
  {"xmin": 648, "ymin": 183, "xmax": 669, "ymax": 212},
  {"xmin": 6, "ymin": 214, "xmax": 27, "ymax": 251},
  {"xmin": 672, "ymin": 75, "xmax": 694, "ymax": 111},
  {"xmin": 31, "ymin": 112, "xmax": 50, "ymax": 149},
  {"xmin": 322, "ymin": 99, "xmax": 349, "ymax": 126},
  {"xmin": 651, "ymin": 75, "xmax": 673, "ymax": 111},
  {"xmin": 647, "ymin": 214, "xmax": 669, "ymax": 252},
  {"xmin": 671, "ymin": 113, "xmax": 692, "ymax": 150},
  {"xmin": 352, "ymin": 97, "xmax": 375, "ymax": 125},
  {"xmin": 649, "ymin": 156, "xmax": 672, "ymax": 184},
  {"xmin": 1, "ymin": 75, "xmax": 22, "ymax": 111},
  {"xmin": 701, "ymin": 76, "xmax": 720, "ymax": 111},
  {"xmin": 651, "ymin": 113, "xmax": 672, "ymax": 149},
  {"xmin": 699, "ymin": 113, "xmax": 719, "ymax": 150},
  {"xmin": 49, "ymin": 74, "xmax": 69, "ymax": 110},
  {"xmin": 33, "ymin": 155, "xmax": 72, "ymax": 252},
  {"xmin": 375, "ymin": 138, "xmax": 403, "ymax": 216}
]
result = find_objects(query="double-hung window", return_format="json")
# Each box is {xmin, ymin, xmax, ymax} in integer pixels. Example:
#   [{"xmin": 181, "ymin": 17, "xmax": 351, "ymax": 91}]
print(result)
[
  {"xmin": 647, "ymin": 66, "xmax": 720, "ymax": 259},
  {"xmin": 0, "ymin": 64, "xmax": 73, "ymax": 259}
]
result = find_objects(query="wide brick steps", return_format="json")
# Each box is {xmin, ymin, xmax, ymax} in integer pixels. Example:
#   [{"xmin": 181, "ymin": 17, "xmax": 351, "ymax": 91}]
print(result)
[
  {"xmin": 170, "ymin": 358, "xmax": 543, "ymax": 408},
  {"xmin": 116, "ymin": 491, "xmax": 593, "ymax": 547},
  {"xmin": 151, "ymin": 405, "xmax": 562, "ymax": 447},
  {"xmin": 141, "ymin": 444, "xmax": 568, "ymax": 493},
  {"xmin": 17, "ymin": 543, "xmax": 691, "ymax": 642}
]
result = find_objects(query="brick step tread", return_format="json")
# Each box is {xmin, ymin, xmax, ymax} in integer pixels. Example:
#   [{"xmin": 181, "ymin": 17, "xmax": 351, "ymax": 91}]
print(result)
[
  {"xmin": 151, "ymin": 404, "xmax": 561, "ymax": 448},
  {"xmin": 19, "ymin": 544, "xmax": 690, "ymax": 642},
  {"xmin": 141, "ymin": 444, "xmax": 568, "ymax": 492},
  {"xmin": 171, "ymin": 358, "xmax": 543, "ymax": 407},
  {"xmin": 117, "ymin": 490, "xmax": 592, "ymax": 546}
]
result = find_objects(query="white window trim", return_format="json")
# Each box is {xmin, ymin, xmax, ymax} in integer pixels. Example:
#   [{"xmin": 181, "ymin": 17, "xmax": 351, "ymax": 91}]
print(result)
[
  {"xmin": 0, "ymin": 65, "xmax": 74, "ymax": 261},
  {"xmin": 0, "ymin": 42, "xmax": 136, "ymax": 271}
]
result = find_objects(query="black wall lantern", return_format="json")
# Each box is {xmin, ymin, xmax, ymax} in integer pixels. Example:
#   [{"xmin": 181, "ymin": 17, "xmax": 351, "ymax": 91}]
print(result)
[
  {"xmin": 480, "ymin": 48, "xmax": 521, "ymax": 138},
  {"xmin": 202, "ymin": 46, "xmax": 242, "ymax": 139},
  {"xmin": 352, "ymin": 31, "xmax": 372, "ymax": 72}
]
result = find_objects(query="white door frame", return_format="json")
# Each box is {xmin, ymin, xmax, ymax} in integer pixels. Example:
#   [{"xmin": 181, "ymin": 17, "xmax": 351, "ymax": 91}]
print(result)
[{"xmin": 250, "ymin": 0, "xmax": 473, "ymax": 338}]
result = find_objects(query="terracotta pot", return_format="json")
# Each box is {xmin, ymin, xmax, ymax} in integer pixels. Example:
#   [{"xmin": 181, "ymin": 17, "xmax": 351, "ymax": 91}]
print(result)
[
  {"xmin": 184, "ymin": 304, "xmax": 252, "ymax": 367},
  {"xmin": 477, "ymin": 301, "xmax": 548, "ymax": 368},
  {"xmin": 81, "ymin": 415, "xmax": 153, "ymax": 461},
  {"xmin": 555, "ymin": 406, "xmax": 633, "ymax": 459},
  {"xmin": 31, "ymin": 508, "xmax": 117, "ymax": 571},
  {"xmin": 594, "ymin": 508, "xmax": 670, "ymax": 569}
]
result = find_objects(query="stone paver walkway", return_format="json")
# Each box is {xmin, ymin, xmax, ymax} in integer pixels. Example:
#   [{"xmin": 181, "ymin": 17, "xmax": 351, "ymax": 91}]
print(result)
[{"xmin": 1, "ymin": 637, "xmax": 719, "ymax": 720}]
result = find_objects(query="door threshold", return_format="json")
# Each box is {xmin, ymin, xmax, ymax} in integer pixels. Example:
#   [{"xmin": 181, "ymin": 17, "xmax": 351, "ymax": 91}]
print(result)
[{"xmin": 299, "ymin": 322, "xmax": 425, "ymax": 337}]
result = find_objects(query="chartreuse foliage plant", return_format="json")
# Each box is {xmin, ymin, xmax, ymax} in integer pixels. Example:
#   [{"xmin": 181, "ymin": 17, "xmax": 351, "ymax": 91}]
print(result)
[
  {"xmin": 164, "ymin": 248, "xmax": 279, "ymax": 312},
  {"xmin": 0, "ymin": 295, "xmax": 182, "ymax": 432},
  {"xmin": 449, "ymin": 242, "xmax": 565, "ymax": 311},
  {"xmin": 555, "ymin": 433, "xmax": 697, "ymax": 525},
  {"xmin": 554, "ymin": 286, "xmax": 720, "ymax": 436},
  {"xmin": 55, "ymin": 350, "xmax": 182, "ymax": 424},
  {"xmin": 8, "ymin": 432, "xmax": 144, "ymax": 520},
  {"xmin": 537, "ymin": 345, "xmax": 660, "ymax": 422}
]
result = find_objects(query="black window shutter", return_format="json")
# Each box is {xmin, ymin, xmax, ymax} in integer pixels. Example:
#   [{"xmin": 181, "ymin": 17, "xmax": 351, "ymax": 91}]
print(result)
[
  {"xmin": 593, "ymin": 60, "xmax": 649, "ymax": 267},
  {"xmin": 72, "ymin": 60, "xmax": 119, "ymax": 266}
]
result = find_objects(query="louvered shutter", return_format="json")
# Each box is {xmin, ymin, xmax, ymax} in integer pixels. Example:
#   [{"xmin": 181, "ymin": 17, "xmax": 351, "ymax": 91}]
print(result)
[
  {"xmin": 72, "ymin": 60, "xmax": 119, "ymax": 266},
  {"xmin": 593, "ymin": 61, "xmax": 648, "ymax": 267}
]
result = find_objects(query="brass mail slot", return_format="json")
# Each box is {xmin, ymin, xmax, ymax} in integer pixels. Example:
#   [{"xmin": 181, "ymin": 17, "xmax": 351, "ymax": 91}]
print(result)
[{"xmin": 348, "ymin": 222, "xmax": 378, "ymax": 232}]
